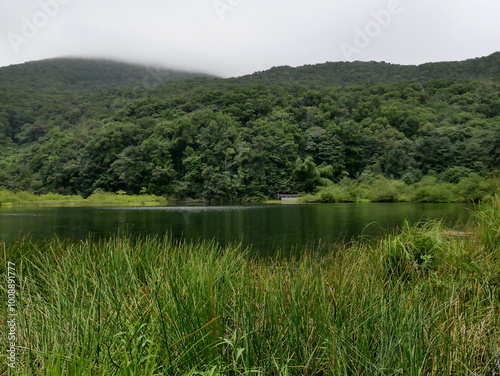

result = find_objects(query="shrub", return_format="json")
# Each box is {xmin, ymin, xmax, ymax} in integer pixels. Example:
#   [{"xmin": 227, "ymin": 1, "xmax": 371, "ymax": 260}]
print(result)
[
  {"xmin": 440, "ymin": 166, "xmax": 473, "ymax": 183},
  {"xmin": 413, "ymin": 177, "xmax": 458, "ymax": 202},
  {"xmin": 361, "ymin": 177, "xmax": 408, "ymax": 202},
  {"xmin": 0, "ymin": 190, "xmax": 19, "ymax": 204},
  {"xmin": 456, "ymin": 173, "xmax": 494, "ymax": 202},
  {"xmin": 382, "ymin": 220, "xmax": 445, "ymax": 279}
]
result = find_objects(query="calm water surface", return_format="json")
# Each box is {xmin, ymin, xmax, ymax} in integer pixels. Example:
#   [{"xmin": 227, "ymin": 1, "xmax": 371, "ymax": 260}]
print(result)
[{"xmin": 0, "ymin": 203, "xmax": 472, "ymax": 252}]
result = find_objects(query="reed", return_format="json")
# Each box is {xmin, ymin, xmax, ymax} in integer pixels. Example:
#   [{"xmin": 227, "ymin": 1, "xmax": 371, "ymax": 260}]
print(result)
[{"xmin": 2, "ymin": 198, "xmax": 498, "ymax": 375}]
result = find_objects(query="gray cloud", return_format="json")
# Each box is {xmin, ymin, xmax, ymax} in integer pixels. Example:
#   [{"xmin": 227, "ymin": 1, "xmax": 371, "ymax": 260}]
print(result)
[{"xmin": 1, "ymin": 0, "xmax": 499, "ymax": 77}]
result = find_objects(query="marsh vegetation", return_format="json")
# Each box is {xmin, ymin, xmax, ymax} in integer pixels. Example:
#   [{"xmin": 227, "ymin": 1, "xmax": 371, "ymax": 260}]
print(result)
[{"xmin": 2, "ymin": 198, "xmax": 498, "ymax": 375}]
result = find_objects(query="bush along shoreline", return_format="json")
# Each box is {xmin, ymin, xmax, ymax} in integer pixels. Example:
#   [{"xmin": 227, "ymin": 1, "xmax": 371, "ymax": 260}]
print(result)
[
  {"xmin": 299, "ymin": 173, "xmax": 498, "ymax": 203},
  {"xmin": 0, "ymin": 172, "xmax": 498, "ymax": 206},
  {"xmin": 2, "ymin": 197, "xmax": 498, "ymax": 375},
  {"xmin": 0, "ymin": 190, "xmax": 167, "ymax": 207}
]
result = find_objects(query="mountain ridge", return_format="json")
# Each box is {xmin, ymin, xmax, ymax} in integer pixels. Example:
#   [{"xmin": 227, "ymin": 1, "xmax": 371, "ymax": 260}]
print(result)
[
  {"xmin": 232, "ymin": 52, "xmax": 500, "ymax": 86},
  {"xmin": 0, "ymin": 52, "xmax": 498, "ymax": 95},
  {"xmin": 0, "ymin": 57, "xmax": 216, "ymax": 93}
]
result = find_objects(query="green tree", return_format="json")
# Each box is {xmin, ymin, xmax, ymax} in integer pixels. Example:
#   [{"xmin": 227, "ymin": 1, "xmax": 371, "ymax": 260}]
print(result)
[{"xmin": 294, "ymin": 157, "xmax": 322, "ymax": 193}]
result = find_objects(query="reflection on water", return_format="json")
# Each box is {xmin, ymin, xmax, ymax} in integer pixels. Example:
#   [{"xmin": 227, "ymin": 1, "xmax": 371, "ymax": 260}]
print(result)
[
  {"xmin": 0, "ymin": 203, "xmax": 473, "ymax": 253},
  {"xmin": 113, "ymin": 206, "xmax": 268, "ymax": 211}
]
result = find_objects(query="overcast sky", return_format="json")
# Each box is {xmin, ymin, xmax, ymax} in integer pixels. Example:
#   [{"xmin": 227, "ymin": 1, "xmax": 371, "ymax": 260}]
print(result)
[{"xmin": 1, "ymin": 0, "xmax": 499, "ymax": 77}]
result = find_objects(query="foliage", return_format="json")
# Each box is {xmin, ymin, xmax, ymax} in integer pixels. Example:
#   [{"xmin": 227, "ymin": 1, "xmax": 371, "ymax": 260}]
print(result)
[
  {"xmin": 236, "ymin": 52, "xmax": 500, "ymax": 87},
  {"xmin": 299, "ymin": 174, "xmax": 497, "ymax": 203},
  {"xmin": 0, "ymin": 190, "xmax": 167, "ymax": 206},
  {"xmin": 0, "ymin": 56, "xmax": 499, "ymax": 201}
]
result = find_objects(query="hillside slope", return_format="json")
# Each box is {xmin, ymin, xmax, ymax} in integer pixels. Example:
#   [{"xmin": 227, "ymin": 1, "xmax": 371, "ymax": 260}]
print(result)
[
  {"xmin": 0, "ymin": 54, "xmax": 498, "ymax": 201},
  {"xmin": 0, "ymin": 58, "xmax": 215, "ymax": 94},
  {"xmin": 233, "ymin": 52, "xmax": 500, "ymax": 86}
]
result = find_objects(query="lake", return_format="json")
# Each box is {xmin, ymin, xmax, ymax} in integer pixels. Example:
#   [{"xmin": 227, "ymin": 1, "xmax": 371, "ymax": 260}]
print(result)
[{"xmin": 0, "ymin": 203, "xmax": 473, "ymax": 253}]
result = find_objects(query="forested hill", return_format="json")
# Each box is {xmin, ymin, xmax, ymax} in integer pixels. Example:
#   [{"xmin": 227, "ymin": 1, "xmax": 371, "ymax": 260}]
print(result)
[
  {"xmin": 234, "ymin": 52, "xmax": 500, "ymax": 86},
  {"xmin": 0, "ymin": 58, "xmax": 214, "ymax": 93},
  {"xmin": 0, "ymin": 54, "xmax": 499, "ymax": 202},
  {"xmin": 1, "ymin": 52, "xmax": 499, "ymax": 94}
]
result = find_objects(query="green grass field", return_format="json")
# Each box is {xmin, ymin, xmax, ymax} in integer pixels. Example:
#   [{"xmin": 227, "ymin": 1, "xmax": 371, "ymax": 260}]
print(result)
[{"xmin": 2, "ymin": 198, "xmax": 499, "ymax": 375}]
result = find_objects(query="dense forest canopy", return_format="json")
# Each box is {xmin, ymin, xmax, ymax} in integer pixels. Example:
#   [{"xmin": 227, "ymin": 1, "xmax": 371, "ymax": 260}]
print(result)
[{"xmin": 0, "ymin": 54, "xmax": 498, "ymax": 201}]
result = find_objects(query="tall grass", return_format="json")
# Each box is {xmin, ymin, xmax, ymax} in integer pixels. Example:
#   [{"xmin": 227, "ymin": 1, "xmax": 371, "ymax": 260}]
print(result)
[{"xmin": 2, "ymin": 198, "xmax": 499, "ymax": 375}]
